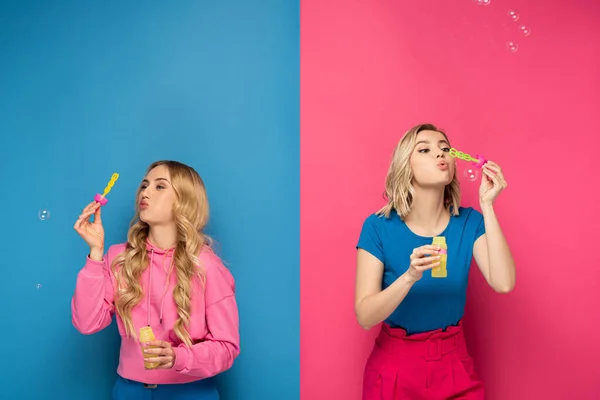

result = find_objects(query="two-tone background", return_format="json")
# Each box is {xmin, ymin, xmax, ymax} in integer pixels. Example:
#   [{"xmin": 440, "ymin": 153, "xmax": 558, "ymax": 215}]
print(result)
[{"xmin": 1, "ymin": 1, "xmax": 598, "ymax": 399}]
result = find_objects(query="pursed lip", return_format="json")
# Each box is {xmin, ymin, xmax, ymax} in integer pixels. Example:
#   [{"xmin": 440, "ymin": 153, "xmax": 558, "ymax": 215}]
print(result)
[
  {"xmin": 139, "ymin": 201, "xmax": 149, "ymax": 208},
  {"xmin": 437, "ymin": 160, "xmax": 448, "ymax": 170}
]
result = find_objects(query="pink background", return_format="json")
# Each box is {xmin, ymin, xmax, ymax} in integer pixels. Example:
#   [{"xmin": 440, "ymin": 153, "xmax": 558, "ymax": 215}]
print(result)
[{"xmin": 301, "ymin": 1, "xmax": 599, "ymax": 399}]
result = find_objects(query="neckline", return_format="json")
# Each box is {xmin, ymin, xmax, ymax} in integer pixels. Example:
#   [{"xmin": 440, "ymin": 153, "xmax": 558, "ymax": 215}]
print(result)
[{"xmin": 399, "ymin": 211, "xmax": 454, "ymax": 239}]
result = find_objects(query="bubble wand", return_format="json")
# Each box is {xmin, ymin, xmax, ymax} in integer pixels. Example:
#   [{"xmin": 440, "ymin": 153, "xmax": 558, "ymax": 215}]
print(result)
[
  {"xmin": 449, "ymin": 148, "xmax": 487, "ymax": 182},
  {"xmin": 449, "ymin": 148, "xmax": 487, "ymax": 168},
  {"xmin": 94, "ymin": 173, "xmax": 119, "ymax": 206}
]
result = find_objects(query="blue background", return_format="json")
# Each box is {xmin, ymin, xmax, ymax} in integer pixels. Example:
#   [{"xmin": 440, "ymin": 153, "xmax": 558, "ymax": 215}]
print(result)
[{"xmin": 0, "ymin": 1, "xmax": 299, "ymax": 399}]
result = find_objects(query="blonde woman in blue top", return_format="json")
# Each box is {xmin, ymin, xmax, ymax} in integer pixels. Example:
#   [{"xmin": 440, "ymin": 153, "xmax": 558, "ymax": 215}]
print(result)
[{"xmin": 355, "ymin": 123, "xmax": 516, "ymax": 400}]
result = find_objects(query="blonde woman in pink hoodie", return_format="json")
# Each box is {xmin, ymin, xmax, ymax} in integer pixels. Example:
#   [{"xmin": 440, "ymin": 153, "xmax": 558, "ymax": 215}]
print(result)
[{"xmin": 71, "ymin": 160, "xmax": 240, "ymax": 400}]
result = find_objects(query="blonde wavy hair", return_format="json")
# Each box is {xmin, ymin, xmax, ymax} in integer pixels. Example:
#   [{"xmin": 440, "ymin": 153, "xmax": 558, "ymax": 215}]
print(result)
[
  {"xmin": 111, "ymin": 160, "xmax": 211, "ymax": 347},
  {"xmin": 377, "ymin": 123, "xmax": 461, "ymax": 220}
]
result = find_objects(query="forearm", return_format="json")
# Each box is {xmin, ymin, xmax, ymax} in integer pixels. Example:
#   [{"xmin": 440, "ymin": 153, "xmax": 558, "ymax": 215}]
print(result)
[
  {"xmin": 481, "ymin": 204, "xmax": 516, "ymax": 292},
  {"xmin": 356, "ymin": 272, "xmax": 416, "ymax": 330},
  {"xmin": 71, "ymin": 255, "xmax": 114, "ymax": 334},
  {"xmin": 173, "ymin": 339, "xmax": 239, "ymax": 378},
  {"xmin": 173, "ymin": 296, "xmax": 240, "ymax": 378},
  {"xmin": 90, "ymin": 247, "xmax": 104, "ymax": 262}
]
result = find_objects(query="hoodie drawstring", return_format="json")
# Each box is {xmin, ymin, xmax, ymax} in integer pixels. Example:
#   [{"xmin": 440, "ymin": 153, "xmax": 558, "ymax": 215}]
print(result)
[
  {"xmin": 147, "ymin": 250, "xmax": 154, "ymax": 327},
  {"xmin": 146, "ymin": 248, "xmax": 175, "ymax": 327},
  {"xmin": 160, "ymin": 255, "xmax": 175, "ymax": 325}
]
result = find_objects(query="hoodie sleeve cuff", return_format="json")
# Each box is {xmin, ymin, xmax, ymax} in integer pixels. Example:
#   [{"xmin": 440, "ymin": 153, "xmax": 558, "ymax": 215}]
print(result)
[
  {"xmin": 173, "ymin": 345, "xmax": 189, "ymax": 372},
  {"xmin": 81, "ymin": 255, "xmax": 105, "ymax": 276}
]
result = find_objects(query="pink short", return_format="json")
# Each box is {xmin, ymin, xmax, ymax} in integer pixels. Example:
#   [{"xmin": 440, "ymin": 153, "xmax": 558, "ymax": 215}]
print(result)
[{"xmin": 362, "ymin": 321, "xmax": 484, "ymax": 400}]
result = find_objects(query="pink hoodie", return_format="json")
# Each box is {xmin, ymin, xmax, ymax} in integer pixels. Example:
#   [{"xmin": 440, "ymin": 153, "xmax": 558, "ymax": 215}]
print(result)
[{"xmin": 71, "ymin": 241, "xmax": 240, "ymax": 384}]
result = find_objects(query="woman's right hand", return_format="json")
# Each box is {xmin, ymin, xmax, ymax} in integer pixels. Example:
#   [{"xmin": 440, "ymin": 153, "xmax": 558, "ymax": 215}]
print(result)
[
  {"xmin": 74, "ymin": 201, "xmax": 105, "ymax": 257},
  {"xmin": 407, "ymin": 245, "xmax": 441, "ymax": 281}
]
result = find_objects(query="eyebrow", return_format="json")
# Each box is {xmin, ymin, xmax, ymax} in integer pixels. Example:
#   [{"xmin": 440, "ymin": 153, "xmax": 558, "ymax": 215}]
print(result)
[
  {"xmin": 142, "ymin": 178, "xmax": 171, "ymax": 184},
  {"xmin": 416, "ymin": 140, "xmax": 450, "ymax": 146}
]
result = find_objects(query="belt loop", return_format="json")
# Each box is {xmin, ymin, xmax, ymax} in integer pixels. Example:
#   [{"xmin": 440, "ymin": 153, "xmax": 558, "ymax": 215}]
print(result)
[{"xmin": 424, "ymin": 338, "xmax": 442, "ymax": 361}]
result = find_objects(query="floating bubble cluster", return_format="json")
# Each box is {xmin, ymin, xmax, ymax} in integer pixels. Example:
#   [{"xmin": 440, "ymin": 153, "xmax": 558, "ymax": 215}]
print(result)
[
  {"xmin": 463, "ymin": 167, "xmax": 480, "ymax": 182},
  {"xmin": 38, "ymin": 209, "xmax": 50, "ymax": 221}
]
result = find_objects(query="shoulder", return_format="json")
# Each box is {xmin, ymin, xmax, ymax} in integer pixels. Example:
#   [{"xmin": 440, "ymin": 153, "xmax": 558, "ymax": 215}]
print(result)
[
  {"xmin": 455, "ymin": 207, "xmax": 484, "ymax": 229},
  {"xmin": 363, "ymin": 213, "xmax": 380, "ymax": 227},
  {"xmin": 457, "ymin": 206, "xmax": 483, "ymax": 220},
  {"xmin": 106, "ymin": 243, "xmax": 128, "ymax": 260},
  {"xmin": 199, "ymin": 246, "xmax": 235, "ymax": 296},
  {"xmin": 361, "ymin": 211, "xmax": 395, "ymax": 229}
]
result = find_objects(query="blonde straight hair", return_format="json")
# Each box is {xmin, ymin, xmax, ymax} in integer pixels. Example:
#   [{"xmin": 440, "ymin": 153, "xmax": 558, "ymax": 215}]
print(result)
[
  {"xmin": 377, "ymin": 124, "xmax": 461, "ymax": 219},
  {"xmin": 111, "ymin": 160, "xmax": 211, "ymax": 347}
]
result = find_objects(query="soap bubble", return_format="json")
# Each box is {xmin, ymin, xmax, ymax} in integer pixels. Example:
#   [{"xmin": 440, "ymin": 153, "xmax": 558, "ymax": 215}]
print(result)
[
  {"xmin": 38, "ymin": 209, "xmax": 50, "ymax": 221},
  {"xmin": 473, "ymin": 0, "xmax": 491, "ymax": 5},
  {"xmin": 519, "ymin": 25, "xmax": 531, "ymax": 36},
  {"xmin": 506, "ymin": 41, "xmax": 519, "ymax": 53},
  {"xmin": 507, "ymin": 10, "xmax": 520, "ymax": 21},
  {"xmin": 36, "ymin": 283, "xmax": 42, "ymax": 289},
  {"xmin": 463, "ymin": 167, "xmax": 480, "ymax": 182}
]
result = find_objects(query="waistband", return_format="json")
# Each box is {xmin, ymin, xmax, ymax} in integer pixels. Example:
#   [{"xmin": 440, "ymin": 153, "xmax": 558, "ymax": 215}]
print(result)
[
  {"xmin": 375, "ymin": 321, "xmax": 466, "ymax": 362},
  {"xmin": 117, "ymin": 375, "xmax": 215, "ymax": 390}
]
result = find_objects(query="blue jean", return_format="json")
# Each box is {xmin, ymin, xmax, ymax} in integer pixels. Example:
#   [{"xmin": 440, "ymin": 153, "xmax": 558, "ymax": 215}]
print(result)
[{"xmin": 112, "ymin": 375, "xmax": 219, "ymax": 400}]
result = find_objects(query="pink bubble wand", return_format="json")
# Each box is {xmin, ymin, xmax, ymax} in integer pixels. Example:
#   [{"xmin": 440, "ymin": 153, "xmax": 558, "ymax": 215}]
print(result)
[{"xmin": 449, "ymin": 148, "xmax": 487, "ymax": 168}]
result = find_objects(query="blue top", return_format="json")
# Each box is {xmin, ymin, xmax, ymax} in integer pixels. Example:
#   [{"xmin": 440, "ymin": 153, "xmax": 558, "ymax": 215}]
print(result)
[{"xmin": 356, "ymin": 206, "xmax": 485, "ymax": 334}]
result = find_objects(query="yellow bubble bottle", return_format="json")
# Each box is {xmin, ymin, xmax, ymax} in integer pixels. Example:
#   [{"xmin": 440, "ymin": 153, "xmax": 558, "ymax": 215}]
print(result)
[
  {"xmin": 139, "ymin": 326, "xmax": 160, "ymax": 369},
  {"xmin": 431, "ymin": 236, "xmax": 448, "ymax": 278}
]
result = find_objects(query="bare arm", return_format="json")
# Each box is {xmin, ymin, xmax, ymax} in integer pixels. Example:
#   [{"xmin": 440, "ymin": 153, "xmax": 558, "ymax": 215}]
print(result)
[
  {"xmin": 473, "ymin": 205, "xmax": 516, "ymax": 293},
  {"xmin": 354, "ymin": 245, "xmax": 441, "ymax": 330},
  {"xmin": 473, "ymin": 161, "xmax": 516, "ymax": 293}
]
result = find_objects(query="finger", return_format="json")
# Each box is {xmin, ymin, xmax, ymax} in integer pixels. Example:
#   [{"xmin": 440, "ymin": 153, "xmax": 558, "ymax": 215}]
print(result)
[
  {"xmin": 93, "ymin": 206, "xmax": 102, "ymax": 223},
  {"xmin": 77, "ymin": 212, "xmax": 91, "ymax": 222},
  {"xmin": 483, "ymin": 168, "xmax": 500, "ymax": 185},
  {"xmin": 146, "ymin": 340, "xmax": 171, "ymax": 348},
  {"xmin": 143, "ymin": 347, "xmax": 169, "ymax": 355},
  {"xmin": 416, "ymin": 246, "xmax": 440, "ymax": 257},
  {"xmin": 81, "ymin": 204, "xmax": 101, "ymax": 220},
  {"xmin": 420, "ymin": 244, "xmax": 441, "ymax": 251},
  {"xmin": 483, "ymin": 164, "xmax": 501, "ymax": 175},
  {"xmin": 484, "ymin": 164, "xmax": 507, "ymax": 185},
  {"xmin": 483, "ymin": 169, "xmax": 505, "ymax": 189},
  {"xmin": 82, "ymin": 202, "xmax": 97, "ymax": 214},
  {"xmin": 481, "ymin": 168, "xmax": 493, "ymax": 184},
  {"xmin": 412, "ymin": 255, "xmax": 440, "ymax": 267},
  {"xmin": 416, "ymin": 261, "xmax": 441, "ymax": 272},
  {"xmin": 74, "ymin": 216, "xmax": 88, "ymax": 230},
  {"xmin": 77, "ymin": 214, "xmax": 93, "ymax": 227},
  {"xmin": 144, "ymin": 356, "xmax": 172, "ymax": 364},
  {"xmin": 485, "ymin": 160, "xmax": 501, "ymax": 170},
  {"xmin": 79, "ymin": 208, "xmax": 96, "ymax": 220},
  {"xmin": 152, "ymin": 361, "xmax": 174, "ymax": 370}
]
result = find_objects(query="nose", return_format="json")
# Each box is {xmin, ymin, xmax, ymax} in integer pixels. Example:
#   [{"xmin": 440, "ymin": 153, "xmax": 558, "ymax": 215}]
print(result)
[{"xmin": 436, "ymin": 150, "xmax": 445, "ymax": 158}]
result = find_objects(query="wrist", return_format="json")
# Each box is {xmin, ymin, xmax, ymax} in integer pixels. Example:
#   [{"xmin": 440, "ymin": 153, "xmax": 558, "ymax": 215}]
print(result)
[
  {"xmin": 480, "ymin": 202, "xmax": 495, "ymax": 214},
  {"xmin": 89, "ymin": 248, "xmax": 104, "ymax": 262},
  {"xmin": 172, "ymin": 345, "xmax": 185, "ymax": 372},
  {"xmin": 402, "ymin": 270, "xmax": 419, "ymax": 285},
  {"xmin": 171, "ymin": 350, "xmax": 177, "ymax": 369}
]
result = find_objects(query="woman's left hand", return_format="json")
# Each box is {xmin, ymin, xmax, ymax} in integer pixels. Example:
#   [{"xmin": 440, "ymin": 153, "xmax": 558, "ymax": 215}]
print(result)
[
  {"xmin": 479, "ymin": 160, "xmax": 507, "ymax": 206},
  {"xmin": 143, "ymin": 340, "xmax": 177, "ymax": 369}
]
